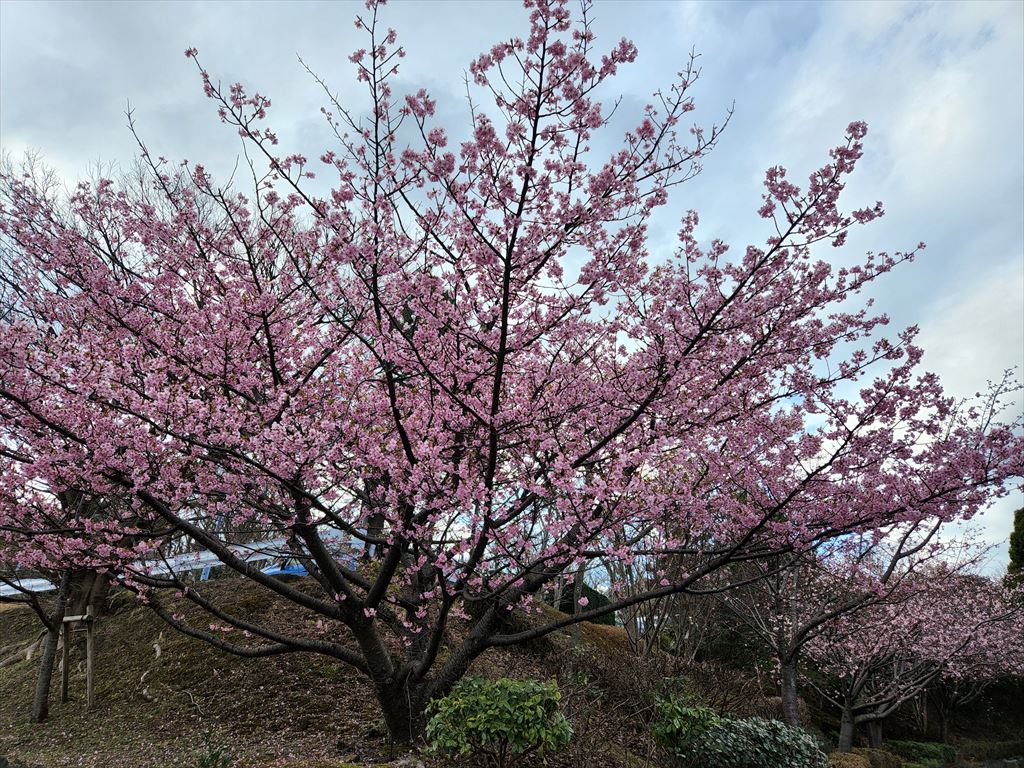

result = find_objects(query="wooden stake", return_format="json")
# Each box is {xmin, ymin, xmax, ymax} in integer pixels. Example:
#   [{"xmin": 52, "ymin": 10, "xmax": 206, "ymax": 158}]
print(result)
[
  {"xmin": 60, "ymin": 621, "xmax": 69, "ymax": 704},
  {"xmin": 85, "ymin": 604, "xmax": 94, "ymax": 710}
]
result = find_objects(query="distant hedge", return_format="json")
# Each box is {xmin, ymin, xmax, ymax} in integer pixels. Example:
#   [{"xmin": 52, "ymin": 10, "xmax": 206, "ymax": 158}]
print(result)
[
  {"xmin": 557, "ymin": 581, "xmax": 616, "ymax": 626},
  {"xmin": 883, "ymin": 741, "xmax": 955, "ymax": 766},
  {"xmin": 827, "ymin": 753, "xmax": 870, "ymax": 768}
]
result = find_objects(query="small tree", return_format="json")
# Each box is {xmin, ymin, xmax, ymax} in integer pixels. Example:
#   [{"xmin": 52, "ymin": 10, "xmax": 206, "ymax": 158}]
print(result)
[{"xmin": 0, "ymin": 486, "xmax": 117, "ymax": 722}]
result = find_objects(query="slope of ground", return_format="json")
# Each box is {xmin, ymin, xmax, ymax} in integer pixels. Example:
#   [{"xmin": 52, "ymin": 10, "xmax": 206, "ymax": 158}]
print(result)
[
  {"xmin": 0, "ymin": 578, "xmax": 689, "ymax": 768},
  {"xmin": 5, "ymin": 579, "xmax": 1016, "ymax": 768}
]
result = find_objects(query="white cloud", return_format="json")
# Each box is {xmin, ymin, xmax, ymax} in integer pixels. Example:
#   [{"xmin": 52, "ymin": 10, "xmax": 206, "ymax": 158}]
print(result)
[{"xmin": 918, "ymin": 259, "xmax": 1024, "ymax": 397}]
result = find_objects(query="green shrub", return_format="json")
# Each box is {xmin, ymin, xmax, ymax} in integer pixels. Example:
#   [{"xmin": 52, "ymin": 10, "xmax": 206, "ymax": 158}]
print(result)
[
  {"xmin": 849, "ymin": 748, "xmax": 902, "ymax": 768},
  {"xmin": 669, "ymin": 717, "xmax": 828, "ymax": 768},
  {"xmin": 884, "ymin": 741, "xmax": 956, "ymax": 766},
  {"xmin": 827, "ymin": 753, "xmax": 870, "ymax": 768},
  {"xmin": 958, "ymin": 738, "xmax": 1024, "ymax": 759},
  {"xmin": 650, "ymin": 690, "xmax": 720, "ymax": 758},
  {"xmin": 425, "ymin": 677, "xmax": 572, "ymax": 768}
]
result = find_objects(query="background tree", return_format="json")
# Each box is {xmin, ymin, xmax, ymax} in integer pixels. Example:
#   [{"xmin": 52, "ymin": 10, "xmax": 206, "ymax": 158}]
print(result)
[
  {"xmin": 805, "ymin": 569, "xmax": 1022, "ymax": 751},
  {"xmin": 719, "ymin": 522, "xmax": 985, "ymax": 727},
  {"xmin": 605, "ymin": 547, "xmax": 727, "ymax": 660},
  {"xmin": 0, "ymin": 487, "xmax": 117, "ymax": 722},
  {"xmin": 1007, "ymin": 507, "xmax": 1024, "ymax": 585},
  {"xmin": 926, "ymin": 606, "xmax": 1024, "ymax": 744}
]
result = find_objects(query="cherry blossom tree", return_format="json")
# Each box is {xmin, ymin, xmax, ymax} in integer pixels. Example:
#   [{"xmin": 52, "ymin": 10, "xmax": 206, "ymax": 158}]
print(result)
[
  {"xmin": 0, "ymin": 485, "xmax": 115, "ymax": 722},
  {"xmin": 719, "ymin": 523, "xmax": 985, "ymax": 727},
  {"xmin": 805, "ymin": 568, "xmax": 1022, "ymax": 751},
  {"xmin": 1, "ymin": 0, "xmax": 1021, "ymax": 740},
  {"xmin": 925, "ymin": 577, "xmax": 1024, "ymax": 742}
]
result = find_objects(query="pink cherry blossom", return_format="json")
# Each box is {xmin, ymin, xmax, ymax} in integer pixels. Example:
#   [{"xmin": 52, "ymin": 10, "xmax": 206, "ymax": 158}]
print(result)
[{"xmin": 1, "ymin": 0, "xmax": 1020, "ymax": 742}]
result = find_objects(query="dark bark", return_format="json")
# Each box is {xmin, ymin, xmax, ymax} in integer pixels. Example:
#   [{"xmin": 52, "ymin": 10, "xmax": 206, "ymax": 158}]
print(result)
[
  {"xmin": 838, "ymin": 706, "xmax": 856, "ymax": 752},
  {"xmin": 30, "ymin": 627, "xmax": 60, "ymax": 723},
  {"xmin": 780, "ymin": 655, "xmax": 802, "ymax": 726},
  {"xmin": 375, "ymin": 678, "xmax": 424, "ymax": 745},
  {"xmin": 67, "ymin": 570, "xmax": 110, "ymax": 617},
  {"xmin": 364, "ymin": 512, "xmax": 385, "ymax": 560},
  {"xmin": 570, "ymin": 564, "xmax": 585, "ymax": 650},
  {"xmin": 938, "ymin": 709, "xmax": 950, "ymax": 743},
  {"xmin": 867, "ymin": 719, "xmax": 883, "ymax": 748},
  {"xmin": 351, "ymin": 617, "xmax": 432, "ymax": 744},
  {"xmin": 30, "ymin": 571, "xmax": 71, "ymax": 723}
]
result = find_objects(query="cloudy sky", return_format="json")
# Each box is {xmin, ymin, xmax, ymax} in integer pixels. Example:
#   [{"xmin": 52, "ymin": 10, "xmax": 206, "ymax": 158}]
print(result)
[{"xmin": 2, "ymin": 0, "xmax": 1022, "ymax": 570}]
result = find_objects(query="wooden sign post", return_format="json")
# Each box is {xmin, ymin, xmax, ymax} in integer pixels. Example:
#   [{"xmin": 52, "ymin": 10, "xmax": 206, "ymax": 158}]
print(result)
[{"xmin": 60, "ymin": 604, "xmax": 96, "ymax": 710}]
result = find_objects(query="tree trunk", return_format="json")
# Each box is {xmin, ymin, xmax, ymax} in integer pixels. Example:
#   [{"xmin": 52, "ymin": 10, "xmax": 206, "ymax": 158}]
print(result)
[
  {"xmin": 914, "ymin": 690, "xmax": 928, "ymax": 735},
  {"xmin": 867, "ymin": 719, "xmax": 883, "ymax": 748},
  {"xmin": 938, "ymin": 708, "xmax": 950, "ymax": 743},
  {"xmin": 780, "ymin": 656, "xmax": 801, "ymax": 726},
  {"xmin": 364, "ymin": 512, "xmax": 385, "ymax": 559},
  {"xmin": 30, "ymin": 571, "xmax": 71, "ymax": 723},
  {"xmin": 376, "ymin": 680, "xmax": 424, "ymax": 745},
  {"xmin": 570, "ymin": 565, "xmax": 585, "ymax": 650},
  {"xmin": 352, "ymin": 617, "xmax": 432, "ymax": 745},
  {"xmin": 838, "ymin": 707, "xmax": 856, "ymax": 752},
  {"xmin": 30, "ymin": 626, "xmax": 61, "ymax": 723},
  {"xmin": 67, "ymin": 570, "xmax": 109, "ymax": 617}
]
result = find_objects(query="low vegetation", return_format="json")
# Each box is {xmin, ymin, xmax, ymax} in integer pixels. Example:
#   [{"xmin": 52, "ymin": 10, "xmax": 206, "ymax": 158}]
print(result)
[
  {"xmin": 425, "ymin": 677, "xmax": 572, "ymax": 767},
  {"xmin": 1, "ymin": 577, "xmax": 1021, "ymax": 767}
]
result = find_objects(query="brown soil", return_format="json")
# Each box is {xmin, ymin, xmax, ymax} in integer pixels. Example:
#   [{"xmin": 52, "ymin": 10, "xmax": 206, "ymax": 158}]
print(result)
[{"xmin": 0, "ymin": 578, "xmax": 674, "ymax": 768}]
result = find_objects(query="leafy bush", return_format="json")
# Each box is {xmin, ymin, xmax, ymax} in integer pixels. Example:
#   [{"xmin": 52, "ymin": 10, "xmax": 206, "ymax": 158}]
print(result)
[
  {"xmin": 651, "ymin": 687, "xmax": 720, "ymax": 758},
  {"xmin": 425, "ymin": 677, "xmax": 572, "ymax": 768},
  {"xmin": 827, "ymin": 753, "xmax": 871, "ymax": 768},
  {"xmin": 849, "ymin": 748, "xmax": 902, "ymax": 768},
  {"xmin": 661, "ymin": 715, "xmax": 827, "ymax": 768},
  {"xmin": 883, "ymin": 741, "xmax": 955, "ymax": 766}
]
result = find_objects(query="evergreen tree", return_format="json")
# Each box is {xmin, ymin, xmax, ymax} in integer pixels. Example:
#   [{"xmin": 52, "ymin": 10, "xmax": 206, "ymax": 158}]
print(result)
[{"xmin": 1008, "ymin": 508, "xmax": 1024, "ymax": 583}]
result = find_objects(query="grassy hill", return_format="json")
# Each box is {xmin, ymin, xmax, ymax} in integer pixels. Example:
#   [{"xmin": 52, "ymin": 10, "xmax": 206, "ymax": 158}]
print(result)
[
  {"xmin": 0, "ymin": 578, "xmax": 725, "ymax": 768},
  {"xmin": 2, "ymin": 579, "xmax": 1019, "ymax": 768}
]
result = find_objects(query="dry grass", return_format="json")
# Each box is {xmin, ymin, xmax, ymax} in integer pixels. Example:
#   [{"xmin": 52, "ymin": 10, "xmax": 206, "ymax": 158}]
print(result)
[{"xmin": 0, "ymin": 578, "xmax": 671, "ymax": 768}]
